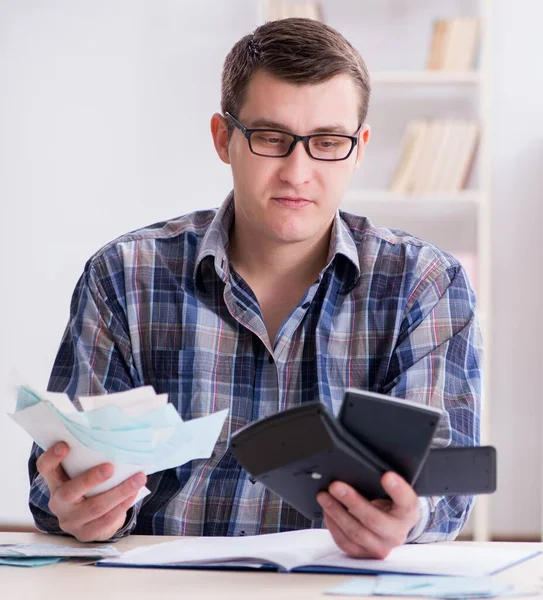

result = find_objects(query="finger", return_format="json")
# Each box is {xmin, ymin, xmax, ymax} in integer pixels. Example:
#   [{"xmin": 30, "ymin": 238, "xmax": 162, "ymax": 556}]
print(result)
[
  {"xmin": 323, "ymin": 514, "xmax": 373, "ymax": 559},
  {"xmin": 54, "ymin": 463, "xmax": 115, "ymax": 505},
  {"xmin": 65, "ymin": 472, "xmax": 147, "ymax": 529},
  {"xmin": 73, "ymin": 493, "xmax": 138, "ymax": 543},
  {"xmin": 371, "ymin": 498, "xmax": 393, "ymax": 512},
  {"xmin": 381, "ymin": 472, "xmax": 419, "ymax": 519},
  {"xmin": 328, "ymin": 482, "xmax": 391, "ymax": 539},
  {"xmin": 36, "ymin": 443, "xmax": 70, "ymax": 492},
  {"xmin": 317, "ymin": 490, "xmax": 385, "ymax": 557}
]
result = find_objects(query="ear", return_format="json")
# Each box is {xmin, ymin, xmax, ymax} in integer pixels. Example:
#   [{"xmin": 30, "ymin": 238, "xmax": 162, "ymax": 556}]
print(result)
[
  {"xmin": 210, "ymin": 113, "xmax": 231, "ymax": 165},
  {"xmin": 353, "ymin": 124, "xmax": 371, "ymax": 171}
]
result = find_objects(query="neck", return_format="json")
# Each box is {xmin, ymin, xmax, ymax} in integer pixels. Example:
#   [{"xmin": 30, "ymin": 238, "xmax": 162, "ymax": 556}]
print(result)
[{"xmin": 229, "ymin": 224, "xmax": 332, "ymax": 286}]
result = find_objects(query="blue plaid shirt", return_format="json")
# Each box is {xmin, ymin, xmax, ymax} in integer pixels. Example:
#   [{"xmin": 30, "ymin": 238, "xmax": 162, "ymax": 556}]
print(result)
[{"xmin": 28, "ymin": 193, "xmax": 482, "ymax": 542}]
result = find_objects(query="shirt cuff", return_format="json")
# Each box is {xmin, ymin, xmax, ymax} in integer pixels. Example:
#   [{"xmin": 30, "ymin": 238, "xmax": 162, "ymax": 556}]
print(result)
[
  {"xmin": 406, "ymin": 496, "xmax": 433, "ymax": 543},
  {"xmin": 104, "ymin": 502, "xmax": 141, "ymax": 542}
]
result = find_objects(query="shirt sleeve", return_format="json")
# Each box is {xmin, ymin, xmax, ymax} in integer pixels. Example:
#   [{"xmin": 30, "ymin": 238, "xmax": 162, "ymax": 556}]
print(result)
[
  {"xmin": 386, "ymin": 259, "xmax": 483, "ymax": 543},
  {"xmin": 27, "ymin": 257, "xmax": 145, "ymax": 539}
]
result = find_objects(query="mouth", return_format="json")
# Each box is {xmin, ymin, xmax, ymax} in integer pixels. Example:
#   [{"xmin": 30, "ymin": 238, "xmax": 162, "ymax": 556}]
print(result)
[{"xmin": 272, "ymin": 197, "xmax": 313, "ymax": 208}]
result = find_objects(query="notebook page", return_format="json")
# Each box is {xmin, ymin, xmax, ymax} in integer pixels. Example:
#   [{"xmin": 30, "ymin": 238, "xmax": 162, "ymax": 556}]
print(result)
[
  {"xmin": 304, "ymin": 543, "xmax": 542, "ymax": 577},
  {"xmin": 100, "ymin": 529, "xmax": 338, "ymax": 571}
]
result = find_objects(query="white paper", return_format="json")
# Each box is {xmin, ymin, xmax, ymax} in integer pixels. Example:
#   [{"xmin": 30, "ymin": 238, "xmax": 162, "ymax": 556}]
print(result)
[
  {"xmin": 98, "ymin": 529, "xmax": 542, "ymax": 577},
  {"xmin": 42, "ymin": 391, "xmax": 80, "ymax": 414},
  {"xmin": 8, "ymin": 377, "xmax": 228, "ymax": 506},
  {"xmin": 9, "ymin": 401, "xmax": 151, "ymax": 502},
  {"xmin": 78, "ymin": 387, "xmax": 164, "ymax": 413},
  {"xmin": 308, "ymin": 537, "xmax": 543, "ymax": 577},
  {"xmin": 0, "ymin": 543, "xmax": 121, "ymax": 559},
  {"xmin": 99, "ymin": 529, "xmax": 338, "ymax": 571}
]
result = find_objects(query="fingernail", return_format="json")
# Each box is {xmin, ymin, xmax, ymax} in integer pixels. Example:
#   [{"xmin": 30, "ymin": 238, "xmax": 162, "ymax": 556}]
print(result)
[
  {"xmin": 387, "ymin": 474, "xmax": 398, "ymax": 488},
  {"xmin": 132, "ymin": 473, "xmax": 146, "ymax": 489},
  {"xmin": 317, "ymin": 493, "xmax": 331, "ymax": 508},
  {"xmin": 54, "ymin": 442, "xmax": 66, "ymax": 456},
  {"xmin": 333, "ymin": 483, "xmax": 347, "ymax": 498},
  {"xmin": 99, "ymin": 464, "xmax": 112, "ymax": 479}
]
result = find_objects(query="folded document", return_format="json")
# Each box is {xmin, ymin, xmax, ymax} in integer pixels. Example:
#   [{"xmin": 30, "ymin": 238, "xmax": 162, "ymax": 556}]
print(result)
[
  {"xmin": 8, "ymin": 376, "xmax": 228, "ymax": 503},
  {"xmin": 0, "ymin": 543, "xmax": 120, "ymax": 567}
]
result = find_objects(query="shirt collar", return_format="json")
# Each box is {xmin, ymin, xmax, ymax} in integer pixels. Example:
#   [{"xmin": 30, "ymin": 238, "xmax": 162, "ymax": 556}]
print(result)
[
  {"xmin": 194, "ymin": 191, "xmax": 361, "ymax": 291},
  {"xmin": 326, "ymin": 209, "xmax": 361, "ymax": 292},
  {"xmin": 194, "ymin": 191, "xmax": 234, "ymax": 285}
]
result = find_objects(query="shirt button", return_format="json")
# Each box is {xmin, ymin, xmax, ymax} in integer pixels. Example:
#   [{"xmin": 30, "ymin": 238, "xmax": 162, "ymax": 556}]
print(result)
[
  {"xmin": 268, "ymin": 355, "xmax": 274, "ymax": 364},
  {"xmin": 302, "ymin": 302, "xmax": 310, "ymax": 309}
]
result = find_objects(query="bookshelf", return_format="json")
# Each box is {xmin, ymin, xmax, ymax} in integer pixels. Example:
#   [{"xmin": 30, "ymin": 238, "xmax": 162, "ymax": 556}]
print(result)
[
  {"xmin": 343, "ymin": 190, "xmax": 481, "ymax": 204},
  {"xmin": 370, "ymin": 71, "xmax": 481, "ymax": 85},
  {"xmin": 258, "ymin": 0, "xmax": 492, "ymax": 541}
]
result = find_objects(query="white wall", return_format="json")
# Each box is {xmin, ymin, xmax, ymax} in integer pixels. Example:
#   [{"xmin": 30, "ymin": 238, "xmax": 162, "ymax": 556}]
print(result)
[
  {"xmin": 0, "ymin": 0, "xmax": 257, "ymax": 526},
  {"xmin": 487, "ymin": 0, "xmax": 543, "ymax": 538},
  {"xmin": 1, "ymin": 0, "xmax": 542, "ymax": 537}
]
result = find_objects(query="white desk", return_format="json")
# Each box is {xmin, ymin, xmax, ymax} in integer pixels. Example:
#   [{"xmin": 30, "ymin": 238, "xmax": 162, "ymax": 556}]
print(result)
[{"xmin": 1, "ymin": 532, "xmax": 541, "ymax": 599}]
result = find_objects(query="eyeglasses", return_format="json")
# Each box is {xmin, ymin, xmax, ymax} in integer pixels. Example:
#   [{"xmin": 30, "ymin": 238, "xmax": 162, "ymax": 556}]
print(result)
[{"xmin": 225, "ymin": 112, "xmax": 361, "ymax": 162}]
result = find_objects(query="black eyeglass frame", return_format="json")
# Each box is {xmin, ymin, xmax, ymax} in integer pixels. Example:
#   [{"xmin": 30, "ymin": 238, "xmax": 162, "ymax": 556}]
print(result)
[{"xmin": 225, "ymin": 112, "xmax": 361, "ymax": 162}]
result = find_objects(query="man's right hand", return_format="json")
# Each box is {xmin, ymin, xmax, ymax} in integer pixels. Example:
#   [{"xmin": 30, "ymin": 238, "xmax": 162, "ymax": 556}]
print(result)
[{"xmin": 36, "ymin": 441, "xmax": 147, "ymax": 542}]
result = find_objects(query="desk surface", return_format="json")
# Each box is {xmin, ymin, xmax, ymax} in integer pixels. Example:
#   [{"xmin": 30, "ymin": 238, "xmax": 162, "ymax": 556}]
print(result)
[{"xmin": 1, "ymin": 532, "xmax": 541, "ymax": 600}]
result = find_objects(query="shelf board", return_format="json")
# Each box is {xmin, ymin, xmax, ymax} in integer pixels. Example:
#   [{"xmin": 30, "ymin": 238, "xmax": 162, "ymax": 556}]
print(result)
[
  {"xmin": 343, "ymin": 190, "xmax": 481, "ymax": 204},
  {"xmin": 370, "ymin": 71, "xmax": 480, "ymax": 85}
]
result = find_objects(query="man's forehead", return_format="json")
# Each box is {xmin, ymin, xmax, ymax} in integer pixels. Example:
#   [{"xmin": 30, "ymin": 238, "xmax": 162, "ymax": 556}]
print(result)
[{"xmin": 239, "ymin": 71, "xmax": 360, "ymax": 132}]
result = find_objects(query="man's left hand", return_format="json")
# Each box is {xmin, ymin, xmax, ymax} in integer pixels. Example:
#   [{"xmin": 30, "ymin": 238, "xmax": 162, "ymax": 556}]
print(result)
[{"xmin": 317, "ymin": 472, "xmax": 420, "ymax": 559}]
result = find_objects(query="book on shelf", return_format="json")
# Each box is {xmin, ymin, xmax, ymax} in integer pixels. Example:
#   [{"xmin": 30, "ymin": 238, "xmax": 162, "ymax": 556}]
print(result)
[
  {"xmin": 265, "ymin": 1, "xmax": 322, "ymax": 22},
  {"xmin": 390, "ymin": 119, "xmax": 480, "ymax": 194},
  {"xmin": 427, "ymin": 17, "xmax": 480, "ymax": 71},
  {"xmin": 411, "ymin": 119, "xmax": 445, "ymax": 194},
  {"xmin": 390, "ymin": 120, "xmax": 428, "ymax": 194}
]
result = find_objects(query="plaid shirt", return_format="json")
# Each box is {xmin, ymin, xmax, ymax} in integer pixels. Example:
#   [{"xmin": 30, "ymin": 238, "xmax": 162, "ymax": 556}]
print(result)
[{"xmin": 28, "ymin": 193, "xmax": 482, "ymax": 542}]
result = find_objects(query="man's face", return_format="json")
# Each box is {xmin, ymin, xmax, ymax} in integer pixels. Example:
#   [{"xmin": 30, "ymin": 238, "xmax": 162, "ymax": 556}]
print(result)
[{"xmin": 213, "ymin": 70, "xmax": 370, "ymax": 247}]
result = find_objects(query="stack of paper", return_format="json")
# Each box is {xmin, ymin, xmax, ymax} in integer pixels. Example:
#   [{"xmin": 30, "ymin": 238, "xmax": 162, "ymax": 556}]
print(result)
[
  {"xmin": 0, "ymin": 543, "xmax": 120, "ymax": 568},
  {"xmin": 8, "ymin": 377, "xmax": 228, "ymax": 502}
]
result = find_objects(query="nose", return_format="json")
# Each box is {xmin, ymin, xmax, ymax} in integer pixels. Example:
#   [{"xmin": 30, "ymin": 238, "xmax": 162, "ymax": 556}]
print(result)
[{"xmin": 277, "ymin": 140, "xmax": 312, "ymax": 187}]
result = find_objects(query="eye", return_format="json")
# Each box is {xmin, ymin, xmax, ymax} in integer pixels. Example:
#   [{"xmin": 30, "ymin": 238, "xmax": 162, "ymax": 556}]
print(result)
[
  {"xmin": 255, "ymin": 134, "xmax": 288, "ymax": 145},
  {"xmin": 311, "ymin": 136, "xmax": 350, "ymax": 152},
  {"xmin": 317, "ymin": 139, "xmax": 340, "ymax": 148}
]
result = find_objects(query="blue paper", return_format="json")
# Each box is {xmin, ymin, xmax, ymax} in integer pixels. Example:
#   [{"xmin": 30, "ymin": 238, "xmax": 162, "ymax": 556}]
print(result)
[
  {"xmin": 325, "ymin": 577, "xmax": 376, "ymax": 596},
  {"xmin": 16, "ymin": 386, "xmax": 42, "ymax": 411},
  {"xmin": 374, "ymin": 575, "xmax": 511, "ymax": 597},
  {"xmin": 326, "ymin": 575, "xmax": 515, "ymax": 598},
  {"xmin": 0, "ymin": 557, "xmax": 62, "ymax": 567}
]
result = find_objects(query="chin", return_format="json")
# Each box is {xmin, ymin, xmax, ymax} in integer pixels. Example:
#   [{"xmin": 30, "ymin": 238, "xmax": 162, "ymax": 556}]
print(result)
[
  {"xmin": 270, "ymin": 226, "xmax": 319, "ymax": 245},
  {"xmin": 260, "ymin": 211, "xmax": 329, "ymax": 245}
]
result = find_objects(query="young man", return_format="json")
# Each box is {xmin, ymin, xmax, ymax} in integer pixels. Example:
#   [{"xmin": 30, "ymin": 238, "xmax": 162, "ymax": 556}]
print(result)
[{"xmin": 29, "ymin": 18, "xmax": 481, "ymax": 559}]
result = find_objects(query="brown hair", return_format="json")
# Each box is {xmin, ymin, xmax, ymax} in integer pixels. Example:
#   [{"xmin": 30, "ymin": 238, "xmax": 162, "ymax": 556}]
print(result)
[{"xmin": 221, "ymin": 18, "xmax": 371, "ymax": 134}]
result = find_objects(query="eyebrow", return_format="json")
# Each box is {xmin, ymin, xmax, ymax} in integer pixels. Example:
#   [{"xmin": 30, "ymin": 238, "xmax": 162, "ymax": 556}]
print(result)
[{"xmin": 247, "ymin": 118, "xmax": 353, "ymax": 135}]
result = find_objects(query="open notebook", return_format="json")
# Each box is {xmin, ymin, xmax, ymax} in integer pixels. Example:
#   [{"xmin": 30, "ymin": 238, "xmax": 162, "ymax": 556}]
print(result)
[{"xmin": 96, "ymin": 529, "xmax": 541, "ymax": 576}]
